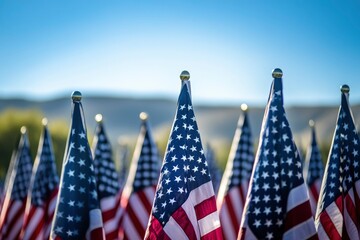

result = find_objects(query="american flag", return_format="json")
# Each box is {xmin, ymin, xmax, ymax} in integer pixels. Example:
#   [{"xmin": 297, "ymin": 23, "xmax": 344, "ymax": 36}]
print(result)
[
  {"xmin": 51, "ymin": 92, "xmax": 105, "ymax": 240},
  {"xmin": 205, "ymin": 144, "xmax": 222, "ymax": 195},
  {"xmin": 303, "ymin": 121, "xmax": 324, "ymax": 216},
  {"xmin": 238, "ymin": 69, "xmax": 317, "ymax": 240},
  {"xmin": 92, "ymin": 114, "xmax": 122, "ymax": 240},
  {"xmin": 119, "ymin": 112, "xmax": 160, "ymax": 240},
  {"xmin": 144, "ymin": 75, "xmax": 223, "ymax": 239},
  {"xmin": 315, "ymin": 85, "xmax": 360, "ymax": 239},
  {"xmin": 0, "ymin": 127, "xmax": 33, "ymax": 240},
  {"xmin": 217, "ymin": 107, "xmax": 255, "ymax": 240},
  {"xmin": 20, "ymin": 120, "xmax": 59, "ymax": 240}
]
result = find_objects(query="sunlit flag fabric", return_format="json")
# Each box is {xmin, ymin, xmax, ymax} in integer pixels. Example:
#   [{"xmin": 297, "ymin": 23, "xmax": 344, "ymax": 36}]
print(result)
[
  {"xmin": 19, "ymin": 120, "xmax": 59, "ymax": 240},
  {"xmin": 91, "ymin": 114, "xmax": 121, "ymax": 240},
  {"xmin": 217, "ymin": 106, "xmax": 255, "ymax": 240},
  {"xmin": 303, "ymin": 121, "xmax": 324, "ymax": 217},
  {"xmin": 0, "ymin": 127, "xmax": 33, "ymax": 240},
  {"xmin": 238, "ymin": 69, "xmax": 317, "ymax": 240},
  {"xmin": 145, "ymin": 72, "xmax": 222, "ymax": 240},
  {"xmin": 205, "ymin": 144, "xmax": 222, "ymax": 195},
  {"xmin": 51, "ymin": 91, "xmax": 105, "ymax": 240},
  {"xmin": 119, "ymin": 112, "xmax": 160, "ymax": 240},
  {"xmin": 315, "ymin": 85, "xmax": 360, "ymax": 239}
]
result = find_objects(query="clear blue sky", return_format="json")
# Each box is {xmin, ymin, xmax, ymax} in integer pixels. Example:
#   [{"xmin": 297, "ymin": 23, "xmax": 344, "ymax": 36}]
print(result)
[{"xmin": 1, "ymin": 1, "xmax": 360, "ymax": 106}]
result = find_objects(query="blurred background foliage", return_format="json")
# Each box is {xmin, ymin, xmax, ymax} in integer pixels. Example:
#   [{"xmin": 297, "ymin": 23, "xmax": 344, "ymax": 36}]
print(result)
[{"xmin": 0, "ymin": 108, "xmax": 332, "ymax": 183}]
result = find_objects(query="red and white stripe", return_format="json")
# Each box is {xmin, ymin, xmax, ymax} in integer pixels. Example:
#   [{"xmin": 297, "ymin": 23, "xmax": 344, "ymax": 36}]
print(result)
[
  {"xmin": 308, "ymin": 179, "xmax": 321, "ymax": 216},
  {"xmin": 145, "ymin": 181, "xmax": 223, "ymax": 240},
  {"xmin": 218, "ymin": 181, "xmax": 248, "ymax": 240},
  {"xmin": 100, "ymin": 193, "xmax": 122, "ymax": 240},
  {"xmin": 119, "ymin": 186, "xmax": 156, "ymax": 240},
  {"xmin": 239, "ymin": 183, "xmax": 317, "ymax": 240},
  {"xmin": 0, "ymin": 198, "xmax": 26, "ymax": 240},
  {"xmin": 316, "ymin": 180, "xmax": 360, "ymax": 240},
  {"xmin": 20, "ymin": 187, "xmax": 58, "ymax": 240}
]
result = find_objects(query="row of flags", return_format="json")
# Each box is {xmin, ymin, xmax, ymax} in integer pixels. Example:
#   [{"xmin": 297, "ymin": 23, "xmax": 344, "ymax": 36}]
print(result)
[{"xmin": 0, "ymin": 69, "xmax": 358, "ymax": 239}]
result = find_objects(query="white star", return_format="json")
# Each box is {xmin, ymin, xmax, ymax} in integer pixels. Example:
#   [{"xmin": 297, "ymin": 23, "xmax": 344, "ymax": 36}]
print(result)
[
  {"xmin": 282, "ymin": 134, "xmax": 289, "ymax": 141},
  {"xmin": 161, "ymin": 201, "xmax": 167, "ymax": 208},
  {"xmin": 68, "ymin": 200, "xmax": 75, "ymax": 206},
  {"xmin": 174, "ymin": 176, "xmax": 182, "ymax": 183},
  {"xmin": 188, "ymin": 105, "xmax": 192, "ymax": 110},
  {"xmin": 68, "ymin": 184, "xmax": 75, "ymax": 191},
  {"xmin": 262, "ymin": 172, "xmax": 269, "ymax": 179},
  {"xmin": 181, "ymin": 155, "xmax": 187, "ymax": 161},
  {"xmin": 284, "ymin": 145, "xmax": 291, "ymax": 154},
  {"xmin": 253, "ymin": 208, "xmax": 260, "ymax": 215},
  {"xmin": 272, "ymin": 172, "xmax": 279, "ymax": 180},
  {"xmin": 158, "ymin": 191, "xmax": 164, "ymax": 199},
  {"xmin": 262, "ymin": 183, "xmax": 270, "ymax": 191},
  {"xmin": 266, "ymin": 232, "xmax": 274, "ymax": 240},
  {"xmin": 166, "ymin": 188, "xmax": 173, "ymax": 195},
  {"xmin": 67, "ymin": 170, "xmax": 75, "ymax": 177},
  {"xmin": 192, "ymin": 166, "xmax": 199, "ymax": 172},
  {"xmin": 79, "ymin": 132, "xmax": 86, "ymax": 138},
  {"xmin": 180, "ymin": 104, "xmax": 186, "ymax": 110},
  {"xmin": 190, "ymin": 146, "xmax": 197, "ymax": 152},
  {"xmin": 55, "ymin": 226, "xmax": 63, "ymax": 233},
  {"xmin": 201, "ymin": 169, "xmax": 207, "ymax": 175},
  {"xmin": 275, "ymin": 207, "xmax": 282, "ymax": 214},
  {"xmin": 253, "ymin": 220, "xmax": 261, "ymax": 228},
  {"xmin": 78, "ymin": 145, "xmax": 85, "ymax": 152},
  {"xmin": 263, "ymin": 195, "xmax": 270, "ymax": 203},
  {"xmin": 174, "ymin": 125, "xmax": 179, "ymax": 131},
  {"xmin": 172, "ymin": 165, "xmax": 179, "ymax": 172},
  {"xmin": 264, "ymin": 207, "xmax": 271, "ymax": 215},
  {"xmin": 181, "ymin": 114, "xmax": 187, "ymax": 120},
  {"xmin": 78, "ymin": 172, "xmax": 85, "ymax": 179},
  {"xmin": 67, "ymin": 230, "xmax": 73, "ymax": 236},
  {"xmin": 78, "ymin": 159, "xmax": 85, "ymax": 166},
  {"xmin": 253, "ymin": 196, "xmax": 260, "ymax": 203},
  {"xmin": 188, "ymin": 125, "xmax": 194, "ymax": 130},
  {"xmin": 176, "ymin": 134, "xmax": 183, "ymax": 140},
  {"xmin": 165, "ymin": 178, "xmax": 171, "ymax": 184},
  {"xmin": 274, "ymin": 195, "xmax": 281, "ymax": 203},
  {"xmin": 265, "ymin": 219, "xmax": 272, "ymax": 227},
  {"xmin": 194, "ymin": 137, "xmax": 200, "ymax": 143},
  {"xmin": 79, "ymin": 187, "xmax": 85, "ymax": 193},
  {"xmin": 178, "ymin": 187, "xmax": 184, "ymax": 194},
  {"xmin": 169, "ymin": 198, "xmax": 176, "ymax": 205},
  {"xmin": 68, "ymin": 155, "xmax": 75, "ymax": 162},
  {"xmin": 171, "ymin": 155, "xmax": 177, "ymax": 162},
  {"xmin": 67, "ymin": 215, "xmax": 74, "ymax": 222}
]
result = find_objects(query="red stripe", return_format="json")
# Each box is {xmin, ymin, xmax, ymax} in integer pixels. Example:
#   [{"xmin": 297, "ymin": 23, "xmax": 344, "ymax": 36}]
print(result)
[
  {"xmin": 201, "ymin": 227, "xmax": 223, "ymax": 240},
  {"xmin": 310, "ymin": 184, "xmax": 319, "ymax": 202},
  {"xmin": 102, "ymin": 204, "xmax": 117, "ymax": 222},
  {"xmin": 90, "ymin": 227, "xmax": 105, "ymax": 240},
  {"xmin": 344, "ymin": 193, "xmax": 357, "ymax": 226},
  {"xmin": 21, "ymin": 206, "xmax": 45, "ymax": 240},
  {"xmin": 319, "ymin": 209, "xmax": 342, "ymax": 239},
  {"xmin": 172, "ymin": 207, "xmax": 197, "ymax": 240},
  {"xmin": 223, "ymin": 193, "xmax": 240, "ymax": 236},
  {"xmin": 144, "ymin": 216, "xmax": 170, "ymax": 240},
  {"xmin": 124, "ymin": 201, "xmax": 145, "ymax": 238},
  {"xmin": 284, "ymin": 200, "xmax": 313, "ymax": 231},
  {"xmin": 239, "ymin": 184, "xmax": 246, "ymax": 207},
  {"xmin": 28, "ymin": 208, "xmax": 45, "ymax": 240},
  {"xmin": 194, "ymin": 195, "xmax": 217, "ymax": 220},
  {"xmin": 353, "ymin": 185, "xmax": 360, "ymax": 225},
  {"xmin": 137, "ymin": 190, "xmax": 152, "ymax": 215},
  {"xmin": 2, "ymin": 200, "xmax": 26, "ymax": 239},
  {"xmin": 105, "ymin": 229, "xmax": 118, "ymax": 240}
]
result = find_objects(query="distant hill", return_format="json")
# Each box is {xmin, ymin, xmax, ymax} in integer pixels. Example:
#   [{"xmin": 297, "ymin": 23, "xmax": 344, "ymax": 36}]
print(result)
[{"xmin": 1, "ymin": 96, "xmax": 359, "ymax": 157}]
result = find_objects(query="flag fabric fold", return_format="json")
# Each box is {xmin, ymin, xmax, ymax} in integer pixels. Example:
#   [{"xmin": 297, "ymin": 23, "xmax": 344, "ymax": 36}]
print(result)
[
  {"xmin": 20, "ymin": 122, "xmax": 59, "ymax": 240},
  {"xmin": 205, "ymin": 144, "xmax": 222, "ymax": 195},
  {"xmin": 238, "ymin": 70, "xmax": 317, "ymax": 240},
  {"xmin": 0, "ymin": 128, "xmax": 33, "ymax": 240},
  {"xmin": 303, "ymin": 123, "xmax": 324, "ymax": 217},
  {"xmin": 119, "ymin": 113, "xmax": 160, "ymax": 240},
  {"xmin": 315, "ymin": 86, "xmax": 360, "ymax": 239},
  {"xmin": 51, "ymin": 93, "xmax": 105, "ymax": 240},
  {"xmin": 144, "ymin": 79, "xmax": 223, "ymax": 240},
  {"xmin": 92, "ymin": 117, "xmax": 121, "ymax": 240},
  {"xmin": 217, "ymin": 108, "xmax": 254, "ymax": 240}
]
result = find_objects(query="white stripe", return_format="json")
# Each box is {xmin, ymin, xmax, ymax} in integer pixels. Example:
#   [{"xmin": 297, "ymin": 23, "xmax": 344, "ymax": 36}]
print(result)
[
  {"xmin": 287, "ymin": 183, "xmax": 309, "ymax": 211},
  {"xmin": 47, "ymin": 191, "xmax": 58, "ymax": 216},
  {"xmin": 325, "ymin": 201, "xmax": 343, "ymax": 236},
  {"xmin": 309, "ymin": 189, "xmax": 317, "ymax": 216},
  {"xmin": 314, "ymin": 179, "xmax": 322, "ymax": 194},
  {"xmin": 0, "ymin": 201, "xmax": 23, "ymax": 235},
  {"xmin": 22, "ymin": 208, "xmax": 44, "ymax": 240},
  {"xmin": 163, "ymin": 216, "xmax": 190, "ymax": 240},
  {"xmin": 7, "ymin": 213, "xmax": 24, "ymax": 240},
  {"xmin": 229, "ymin": 187, "xmax": 244, "ymax": 223},
  {"xmin": 220, "ymin": 203, "xmax": 236, "ymax": 240},
  {"xmin": 128, "ymin": 192, "xmax": 150, "ymax": 229},
  {"xmin": 315, "ymin": 222, "xmax": 330, "ymax": 240},
  {"xmin": 89, "ymin": 208, "xmax": 104, "ymax": 231},
  {"xmin": 181, "ymin": 196, "xmax": 200, "ymax": 239},
  {"xmin": 344, "ymin": 188, "xmax": 359, "ymax": 239},
  {"xmin": 189, "ymin": 181, "xmax": 215, "ymax": 205},
  {"xmin": 355, "ymin": 180, "xmax": 360, "ymax": 194},
  {"xmin": 242, "ymin": 180, "xmax": 249, "ymax": 200},
  {"xmin": 100, "ymin": 196, "xmax": 117, "ymax": 212},
  {"xmin": 123, "ymin": 214, "xmax": 141, "ymax": 240},
  {"xmin": 283, "ymin": 217, "xmax": 316, "ymax": 240},
  {"xmin": 143, "ymin": 187, "xmax": 156, "ymax": 206},
  {"xmin": 198, "ymin": 211, "xmax": 221, "ymax": 236}
]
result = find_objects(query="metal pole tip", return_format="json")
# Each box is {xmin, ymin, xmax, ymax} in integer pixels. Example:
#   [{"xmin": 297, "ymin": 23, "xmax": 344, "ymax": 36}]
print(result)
[
  {"xmin": 139, "ymin": 112, "xmax": 148, "ymax": 121},
  {"xmin": 241, "ymin": 103, "xmax": 248, "ymax": 112},
  {"xmin": 95, "ymin": 114, "xmax": 103, "ymax": 123},
  {"xmin": 42, "ymin": 118, "xmax": 48, "ymax": 126},
  {"xmin": 272, "ymin": 68, "xmax": 283, "ymax": 78},
  {"xmin": 309, "ymin": 119, "xmax": 315, "ymax": 128},
  {"xmin": 71, "ymin": 91, "xmax": 82, "ymax": 102},
  {"xmin": 341, "ymin": 84, "xmax": 350, "ymax": 93},
  {"xmin": 180, "ymin": 70, "xmax": 190, "ymax": 81},
  {"xmin": 20, "ymin": 126, "xmax": 27, "ymax": 134}
]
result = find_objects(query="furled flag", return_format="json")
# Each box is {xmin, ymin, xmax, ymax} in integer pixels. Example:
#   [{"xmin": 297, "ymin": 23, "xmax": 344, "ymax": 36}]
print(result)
[
  {"xmin": 51, "ymin": 91, "xmax": 105, "ymax": 240},
  {"xmin": 0, "ymin": 127, "xmax": 33, "ymax": 240},
  {"xmin": 315, "ymin": 84, "xmax": 360, "ymax": 239},
  {"xmin": 119, "ymin": 112, "xmax": 160, "ymax": 240},
  {"xmin": 92, "ymin": 114, "xmax": 121, "ymax": 240},
  {"xmin": 20, "ymin": 118, "xmax": 59, "ymax": 240},
  {"xmin": 217, "ymin": 104, "xmax": 255, "ymax": 240},
  {"xmin": 303, "ymin": 120, "xmax": 324, "ymax": 217},
  {"xmin": 144, "ymin": 71, "xmax": 223, "ymax": 240},
  {"xmin": 238, "ymin": 69, "xmax": 317, "ymax": 240},
  {"xmin": 205, "ymin": 143, "xmax": 222, "ymax": 195},
  {"xmin": 117, "ymin": 143, "xmax": 129, "ymax": 193}
]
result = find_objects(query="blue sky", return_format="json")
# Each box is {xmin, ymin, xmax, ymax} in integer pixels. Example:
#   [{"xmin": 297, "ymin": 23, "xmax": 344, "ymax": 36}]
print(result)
[{"xmin": 1, "ymin": 1, "xmax": 360, "ymax": 106}]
